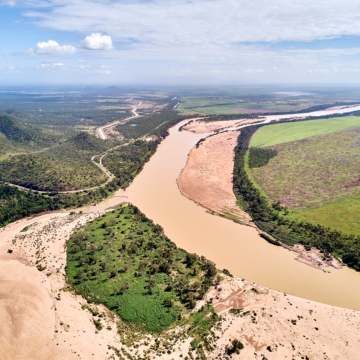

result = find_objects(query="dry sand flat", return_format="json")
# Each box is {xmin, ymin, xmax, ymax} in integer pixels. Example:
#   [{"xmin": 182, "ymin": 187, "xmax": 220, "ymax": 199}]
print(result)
[
  {"xmin": 181, "ymin": 118, "xmax": 260, "ymax": 134},
  {"xmin": 203, "ymin": 276, "xmax": 360, "ymax": 360},
  {"xmin": 1, "ymin": 208, "xmax": 360, "ymax": 359},
  {"xmin": 177, "ymin": 130, "xmax": 251, "ymax": 223}
]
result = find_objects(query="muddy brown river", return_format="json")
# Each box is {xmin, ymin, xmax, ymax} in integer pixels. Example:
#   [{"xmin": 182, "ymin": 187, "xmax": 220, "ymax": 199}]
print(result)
[{"xmin": 127, "ymin": 120, "xmax": 360, "ymax": 311}]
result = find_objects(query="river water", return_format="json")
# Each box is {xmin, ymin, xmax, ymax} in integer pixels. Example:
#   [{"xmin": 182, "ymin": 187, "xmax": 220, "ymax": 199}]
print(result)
[{"xmin": 126, "ymin": 107, "xmax": 360, "ymax": 310}]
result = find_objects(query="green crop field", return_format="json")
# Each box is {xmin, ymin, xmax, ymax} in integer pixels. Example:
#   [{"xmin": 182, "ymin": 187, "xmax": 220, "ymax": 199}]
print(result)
[
  {"xmin": 252, "ymin": 128, "xmax": 360, "ymax": 210},
  {"xmin": 66, "ymin": 204, "xmax": 220, "ymax": 334},
  {"xmin": 251, "ymin": 116, "xmax": 360, "ymax": 147}
]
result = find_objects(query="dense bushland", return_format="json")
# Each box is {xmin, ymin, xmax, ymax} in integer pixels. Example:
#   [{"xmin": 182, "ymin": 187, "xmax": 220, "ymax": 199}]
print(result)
[
  {"xmin": 117, "ymin": 106, "xmax": 193, "ymax": 139},
  {"xmin": 248, "ymin": 147, "xmax": 277, "ymax": 168},
  {"xmin": 0, "ymin": 114, "xmax": 61, "ymax": 154},
  {"xmin": 234, "ymin": 125, "xmax": 360, "ymax": 271},
  {"xmin": 0, "ymin": 132, "xmax": 113, "ymax": 191},
  {"xmin": 0, "ymin": 185, "xmax": 62, "ymax": 226},
  {"xmin": 103, "ymin": 140, "xmax": 158, "ymax": 187},
  {"xmin": 66, "ymin": 204, "xmax": 220, "ymax": 334}
]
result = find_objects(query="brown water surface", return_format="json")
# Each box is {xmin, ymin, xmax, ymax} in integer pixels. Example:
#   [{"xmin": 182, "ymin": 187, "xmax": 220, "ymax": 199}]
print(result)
[{"xmin": 128, "ymin": 121, "xmax": 360, "ymax": 310}]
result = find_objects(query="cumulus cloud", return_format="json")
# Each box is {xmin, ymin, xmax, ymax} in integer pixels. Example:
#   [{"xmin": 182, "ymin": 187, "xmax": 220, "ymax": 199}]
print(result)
[
  {"xmin": 35, "ymin": 40, "xmax": 76, "ymax": 54},
  {"xmin": 81, "ymin": 33, "xmax": 113, "ymax": 51}
]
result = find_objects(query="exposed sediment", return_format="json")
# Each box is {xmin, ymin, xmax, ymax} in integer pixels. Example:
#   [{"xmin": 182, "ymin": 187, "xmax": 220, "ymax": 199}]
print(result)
[{"xmin": 177, "ymin": 130, "xmax": 251, "ymax": 224}]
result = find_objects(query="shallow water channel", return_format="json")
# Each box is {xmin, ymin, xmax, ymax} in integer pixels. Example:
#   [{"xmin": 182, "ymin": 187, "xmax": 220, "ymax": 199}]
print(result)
[{"xmin": 127, "ymin": 118, "xmax": 360, "ymax": 311}]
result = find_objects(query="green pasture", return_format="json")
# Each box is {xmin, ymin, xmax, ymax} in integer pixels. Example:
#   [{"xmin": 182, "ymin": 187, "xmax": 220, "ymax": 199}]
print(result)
[
  {"xmin": 251, "ymin": 116, "xmax": 360, "ymax": 147},
  {"xmin": 286, "ymin": 193, "xmax": 360, "ymax": 235},
  {"xmin": 252, "ymin": 128, "xmax": 360, "ymax": 210}
]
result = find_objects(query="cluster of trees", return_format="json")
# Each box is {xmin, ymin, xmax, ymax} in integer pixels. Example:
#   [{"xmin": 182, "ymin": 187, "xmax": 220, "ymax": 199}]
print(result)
[
  {"xmin": 233, "ymin": 125, "xmax": 360, "ymax": 271},
  {"xmin": 103, "ymin": 140, "xmax": 158, "ymax": 188},
  {"xmin": 0, "ymin": 185, "xmax": 62, "ymax": 227},
  {"xmin": 0, "ymin": 114, "xmax": 61, "ymax": 155},
  {"xmin": 116, "ymin": 106, "xmax": 194, "ymax": 139},
  {"xmin": 248, "ymin": 147, "xmax": 277, "ymax": 168},
  {"xmin": 66, "ymin": 204, "xmax": 220, "ymax": 332}
]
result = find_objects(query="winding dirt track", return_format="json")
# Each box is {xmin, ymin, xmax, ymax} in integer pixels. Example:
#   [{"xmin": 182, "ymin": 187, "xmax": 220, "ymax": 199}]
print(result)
[{"xmin": 97, "ymin": 104, "xmax": 140, "ymax": 140}]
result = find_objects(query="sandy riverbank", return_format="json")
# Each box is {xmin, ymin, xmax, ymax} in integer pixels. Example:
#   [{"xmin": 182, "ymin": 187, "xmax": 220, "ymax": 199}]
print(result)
[
  {"xmin": 177, "ymin": 130, "xmax": 251, "ymax": 224},
  {"xmin": 1, "ymin": 211, "xmax": 360, "ymax": 359},
  {"xmin": 181, "ymin": 118, "xmax": 260, "ymax": 134}
]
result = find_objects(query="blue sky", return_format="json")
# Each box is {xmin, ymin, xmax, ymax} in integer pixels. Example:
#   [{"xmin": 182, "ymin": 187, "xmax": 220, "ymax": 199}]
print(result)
[{"xmin": 2, "ymin": 0, "xmax": 360, "ymax": 84}]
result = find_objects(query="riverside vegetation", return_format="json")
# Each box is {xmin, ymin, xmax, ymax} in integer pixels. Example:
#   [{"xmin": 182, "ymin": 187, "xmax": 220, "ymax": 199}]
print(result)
[
  {"xmin": 66, "ymin": 204, "xmax": 227, "ymax": 358},
  {"xmin": 234, "ymin": 124, "xmax": 360, "ymax": 271}
]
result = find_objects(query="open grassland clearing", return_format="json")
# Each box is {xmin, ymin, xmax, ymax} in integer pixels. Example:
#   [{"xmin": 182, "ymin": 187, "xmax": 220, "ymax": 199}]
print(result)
[
  {"xmin": 251, "ymin": 115, "xmax": 360, "ymax": 147},
  {"xmin": 252, "ymin": 128, "xmax": 360, "ymax": 210},
  {"xmin": 285, "ymin": 193, "xmax": 360, "ymax": 235}
]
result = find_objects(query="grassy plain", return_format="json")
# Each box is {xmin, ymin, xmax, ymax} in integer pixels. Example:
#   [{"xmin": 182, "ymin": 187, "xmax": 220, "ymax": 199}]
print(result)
[
  {"xmin": 285, "ymin": 193, "xmax": 360, "ymax": 235},
  {"xmin": 252, "ymin": 128, "xmax": 360, "ymax": 209},
  {"xmin": 251, "ymin": 116, "xmax": 360, "ymax": 147}
]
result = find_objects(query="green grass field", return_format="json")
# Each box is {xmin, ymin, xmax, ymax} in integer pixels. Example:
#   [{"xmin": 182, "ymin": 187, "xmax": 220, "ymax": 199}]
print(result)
[
  {"xmin": 252, "ymin": 128, "xmax": 360, "ymax": 209},
  {"xmin": 251, "ymin": 116, "xmax": 360, "ymax": 147},
  {"xmin": 285, "ymin": 193, "xmax": 360, "ymax": 235}
]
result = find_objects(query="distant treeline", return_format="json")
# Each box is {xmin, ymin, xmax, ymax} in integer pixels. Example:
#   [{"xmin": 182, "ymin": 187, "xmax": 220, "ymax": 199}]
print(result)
[
  {"xmin": 258, "ymin": 102, "xmax": 360, "ymax": 116},
  {"xmin": 233, "ymin": 124, "xmax": 360, "ymax": 271},
  {"xmin": 117, "ymin": 106, "xmax": 198, "ymax": 139}
]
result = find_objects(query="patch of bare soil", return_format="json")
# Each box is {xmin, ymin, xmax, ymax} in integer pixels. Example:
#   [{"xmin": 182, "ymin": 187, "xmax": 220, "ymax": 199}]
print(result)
[
  {"xmin": 1, "ymin": 211, "xmax": 360, "ymax": 359},
  {"xmin": 145, "ymin": 135, "xmax": 158, "ymax": 142},
  {"xmin": 325, "ymin": 104, "xmax": 359, "ymax": 111},
  {"xmin": 181, "ymin": 119, "xmax": 260, "ymax": 134},
  {"xmin": 201, "ymin": 276, "xmax": 360, "ymax": 359},
  {"xmin": 177, "ymin": 131, "xmax": 251, "ymax": 224},
  {"xmin": 103, "ymin": 126, "xmax": 124, "ymax": 140}
]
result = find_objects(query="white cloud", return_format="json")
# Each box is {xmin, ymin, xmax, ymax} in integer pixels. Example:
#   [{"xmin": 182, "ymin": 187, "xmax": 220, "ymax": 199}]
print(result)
[
  {"xmin": 96, "ymin": 65, "xmax": 112, "ymax": 74},
  {"xmin": 81, "ymin": 33, "xmax": 113, "ymax": 51},
  {"xmin": 39, "ymin": 62, "xmax": 65, "ymax": 69},
  {"xmin": 35, "ymin": 40, "xmax": 76, "ymax": 54},
  {"xmin": 22, "ymin": 0, "xmax": 360, "ymax": 45},
  {"xmin": 0, "ymin": 52, "xmax": 4, "ymax": 58},
  {"xmin": 78, "ymin": 59, "xmax": 86, "ymax": 62}
]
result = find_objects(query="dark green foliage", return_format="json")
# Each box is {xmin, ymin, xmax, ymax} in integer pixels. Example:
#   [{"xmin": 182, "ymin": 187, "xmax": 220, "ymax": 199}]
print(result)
[
  {"xmin": 0, "ymin": 185, "xmax": 62, "ymax": 227},
  {"xmin": 103, "ymin": 140, "xmax": 158, "ymax": 188},
  {"xmin": 66, "ymin": 204, "xmax": 217, "ymax": 332},
  {"xmin": 226, "ymin": 339, "xmax": 244, "ymax": 355},
  {"xmin": 93, "ymin": 319, "xmax": 103, "ymax": 331},
  {"xmin": 188, "ymin": 305, "xmax": 219, "ymax": 352},
  {"xmin": 248, "ymin": 147, "xmax": 277, "ymax": 168},
  {"xmin": 117, "ymin": 107, "xmax": 192, "ymax": 140},
  {"xmin": 0, "ymin": 114, "xmax": 60, "ymax": 154},
  {"xmin": 233, "ymin": 124, "xmax": 360, "ymax": 271}
]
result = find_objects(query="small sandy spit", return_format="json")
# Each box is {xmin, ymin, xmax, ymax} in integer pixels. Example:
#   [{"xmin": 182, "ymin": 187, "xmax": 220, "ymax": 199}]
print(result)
[{"xmin": 181, "ymin": 118, "xmax": 261, "ymax": 134}]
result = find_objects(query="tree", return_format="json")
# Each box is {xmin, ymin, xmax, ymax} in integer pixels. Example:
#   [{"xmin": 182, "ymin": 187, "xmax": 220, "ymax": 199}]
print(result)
[{"xmin": 226, "ymin": 339, "xmax": 244, "ymax": 355}]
